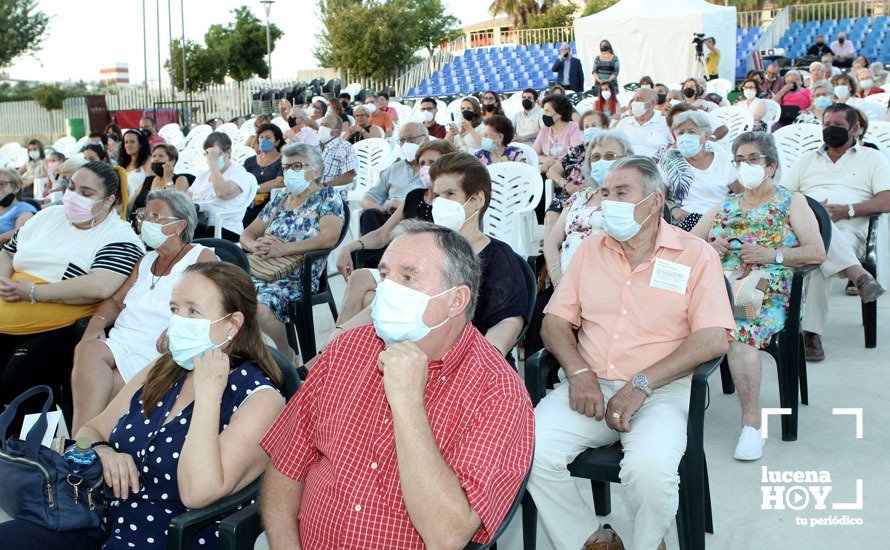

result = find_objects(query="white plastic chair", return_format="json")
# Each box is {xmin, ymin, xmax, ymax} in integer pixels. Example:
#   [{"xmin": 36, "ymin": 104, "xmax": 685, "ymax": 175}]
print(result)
[
  {"xmin": 173, "ymin": 147, "xmax": 205, "ymax": 175},
  {"xmin": 616, "ymin": 91, "xmax": 634, "ymax": 108},
  {"xmin": 347, "ymin": 138, "xmax": 395, "ymax": 237},
  {"xmin": 180, "ymin": 124, "xmax": 213, "ymax": 152},
  {"xmin": 231, "ymin": 145, "xmax": 257, "ymax": 165},
  {"xmin": 52, "ymin": 136, "xmax": 77, "ymax": 157},
  {"xmin": 217, "ymin": 123, "xmax": 240, "ymax": 142},
  {"xmin": 207, "ymin": 176, "xmax": 258, "ymax": 239},
  {"xmin": 864, "ymin": 120, "xmax": 890, "ymax": 150},
  {"xmin": 760, "ymin": 99, "xmax": 781, "ymax": 130},
  {"xmin": 863, "ymin": 92, "xmax": 890, "ymax": 107},
  {"xmin": 507, "ymin": 141, "xmax": 539, "ymax": 169},
  {"xmin": 483, "ymin": 161, "xmax": 544, "ymax": 258},
  {"xmin": 706, "ymin": 78, "xmax": 733, "ymax": 100},
  {"xmin": 270, "ymin": 116, "xmax": 291, "ymax": 135},
  {"xmin": 850, "ymin": 98, "xmax": 885, "ymax": 121},
  {"xmin": 502, "ymin": 92, "xmax": 524, "ymax": 121},
  {"xmin": 711, "ymin": 106, "xmax": 754, "ymax": 149},
  {"xmin": 3, "ymin": 147, "xmax": 28, "ymax": 170},
  {"xmin": 772, "ymin": 123, "xmax": 824, "ymax": 176},
  {"xmin": 575, "ymin": 97, "xmax": 596, "ymax": 114}
]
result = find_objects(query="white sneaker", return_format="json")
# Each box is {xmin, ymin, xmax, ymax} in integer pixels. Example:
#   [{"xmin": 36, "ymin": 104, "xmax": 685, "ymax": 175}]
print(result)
[{"xmin": 733, "ymin": 426, "xmax": 765, "ymax": 461}]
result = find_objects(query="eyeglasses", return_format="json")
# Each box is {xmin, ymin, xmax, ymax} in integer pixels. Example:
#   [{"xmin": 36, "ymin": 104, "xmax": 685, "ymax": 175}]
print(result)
[
  {"xmin": 397, "ymin": 135, "xmax": 424, "ymax": 145},
  {"xmin": 733, "ymin": 154, "xmax": 767, "ymax": 166},
  {"xmin": 135, "ymin": 209, "xmax": 181, "ymax": 223},
  {"xmin": 282, "ymin": 162, "xmax": 307, "ymax": 171},
  {"xmin": 0, "ymin": 181, "xmax": 16, "ymax": 189},
  {"xmin": 588, "ymin": 152, "xmax": 623, "ymax": 162}
]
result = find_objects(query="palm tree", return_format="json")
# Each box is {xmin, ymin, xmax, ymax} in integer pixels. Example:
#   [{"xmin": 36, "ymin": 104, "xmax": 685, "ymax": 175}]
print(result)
[{"xmin": 489, "ymin": 0, "xmax": 545, "ymax": 28}]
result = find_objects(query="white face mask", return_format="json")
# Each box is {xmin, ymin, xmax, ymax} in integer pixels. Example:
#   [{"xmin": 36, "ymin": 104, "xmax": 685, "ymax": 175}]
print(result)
[
  {"xmin": 29, "ymin": 150, "xmax": 40, "ymax": 160},
  {"xmin": 422, "ymin": 111, "xmax": 435, "ymax": 123},
  {"xmin": 737, "ymin": 162, "xmax": 768, "ymax": 189},
  {"xmin": 631, "ymin": 101, "xmax": 648, "ymax": 118},
  {"xmin": 835, "ymin": 85, "xmax": 850, "ymax": 99},
  {"xmin": 317, "ymin": 126, "xmax": 334, "ymax": 144},
  {"xmin": 371, "ymin": 279, "xmax": 454, "ymax": 344},
  {"xmin": 744, "ymin": 89, "xmax": 757, "ymax": 99},
  {"xmin": 601, "ymin": 193, "xmax": 654, "ymax": 242},
  {"xmin": 861, "ymin": 79, "xmax": 874, "ymax": 89},
  {"xmin": 601, "ymin": 90, "xmax": 612, "ymax": 100},
  {"xmin": 431, "ymin": 196, "xmax": 476, "ymax": 232},
  {"xmin": 400, "ymin": 141, "xmax": 420, "ymax": 161}
]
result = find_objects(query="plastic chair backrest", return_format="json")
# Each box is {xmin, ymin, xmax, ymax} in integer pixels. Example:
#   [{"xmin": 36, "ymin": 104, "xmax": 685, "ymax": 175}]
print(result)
[
  {"xmin": 217, "ymin": 123, "xmax": 240, "ymax": 141},
  {"xmin": 268, "ymin": 347, "xmax": 301, "ymax": 400},
  {"xmin": 863, "ymin": 92, "xmax": 890, "ymax": 107},
  {"xmin": 231, "ymin": 145, "xmax": 257, "ymax": 165},
  {"xmin": 270, "ymin": 117, "xmax": 291, "ymax": 134},
  {"xmin": 482, "ymin": 161, "xmax": 543, "ymax": 249},
  {"xmin": 194, "ymin": 238, "xmax": 250, "ymax": 273},
  {"xmin": 351, "ymin": 138, "xmax": 392, "ymax": 197},
  {"xmin": 507, "ymin": 141, "xmax": 539, "ymax": 168},
  {"xmin": 772, "ymin": 122, "xmax": 823, "ymax": 176},
  {"xmin": 502, "ymin": 92, "xmax": 524, "ymax": 120},
  {"xmin": 180, "ymin": 124, "xmax": 213, "ymax": 152},
  {"xmin": 851, "ymin": 98, "xmax": 885, "ymax": 121},
  {"xmin": 616, "ymin": 91, "xmax": 634, "ymax": 107},
  {"xmin": 864, "ymin": 119, "xmax": 890, "ymax": 151},
  {"xmin": 706, "ymin": 78, "xmax": 733, "ymax": 99},
  {"xmin": 515, "ymin": 252, "xmax": 536, "ymax": 343},
  {"xmin": 711, "ymin": 106, "xmax": 754, "ymax": 146},
  {"xmin": 575, "ymin": 96, "xmax": 596, "ymax": 114},
  {"xmin": 759, "ymin": 99, "xmax": 781, "ymax": 127},
  {"xmin": 52, "ymin": 136, "xmax": 77, "ymax": 157},
  {"xmin": 804, "ymin": 195, "xmax": 832, "ymax": 253}
]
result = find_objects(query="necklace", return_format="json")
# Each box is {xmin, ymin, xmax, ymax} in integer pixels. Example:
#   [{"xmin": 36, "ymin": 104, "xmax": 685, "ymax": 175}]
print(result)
[{"xmin": 150, "ymin": 242, "xmax": 189, "ymax": 290}]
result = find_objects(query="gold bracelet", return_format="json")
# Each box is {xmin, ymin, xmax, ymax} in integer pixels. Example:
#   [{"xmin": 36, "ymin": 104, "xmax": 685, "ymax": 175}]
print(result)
[
  {"xmin": 568, "ymin": 367, "xmax": 591, "ymax": 379},
  {"xmin": 92, "ymin": 315, "xmax": 107, "ymax": 323}
]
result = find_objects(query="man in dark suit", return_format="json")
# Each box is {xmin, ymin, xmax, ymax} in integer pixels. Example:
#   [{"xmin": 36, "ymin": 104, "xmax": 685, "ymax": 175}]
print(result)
[{"xmin": 551, "ymin": 43, "xmax": 584, "ymax": 93}]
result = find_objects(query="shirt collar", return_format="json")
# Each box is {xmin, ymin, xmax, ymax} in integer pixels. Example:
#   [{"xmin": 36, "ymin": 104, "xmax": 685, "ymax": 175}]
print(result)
[
  {"xmin": 602, "ymin": 219, "xmax": 683, "ymax": 255},
  {"xmin": 816, "ymin": 144, "xmax": 857, "ymax": 156},
  {"xmin": 428, "ymin": 322, "xmax": 475, "ymax": 376}
]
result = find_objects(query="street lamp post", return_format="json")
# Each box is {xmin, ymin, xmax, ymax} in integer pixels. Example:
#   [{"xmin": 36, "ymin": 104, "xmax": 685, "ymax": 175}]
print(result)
[{"xmin": 260, "ymin": 0, "xmax": 274, "ymax": 83}]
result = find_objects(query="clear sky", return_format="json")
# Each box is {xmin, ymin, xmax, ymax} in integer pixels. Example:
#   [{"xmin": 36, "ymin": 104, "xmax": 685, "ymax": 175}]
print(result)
[{"xmin": 7, "ymin": 0, "xmax": 488, "ymax": 84}]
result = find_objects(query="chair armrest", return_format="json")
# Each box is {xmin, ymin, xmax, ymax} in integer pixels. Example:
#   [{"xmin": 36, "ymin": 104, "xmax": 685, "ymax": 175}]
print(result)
[
  {"xmin": 218, "ymin": 501, "xmax": 263, "ymax": 550},
  {"xmin": 864, "ymin": 214, "xmax": 879, "ymax": 273},
  {"xmin": 525, "ymin": 349, "xmax": 559, "ymax": 406},
  {"xmin": 687, "ymin": 354, "xmax": 725, "ymax": 455},
  {"xmin": 166, "ymin": 478, "xmax": 260, "ymax": 550}
]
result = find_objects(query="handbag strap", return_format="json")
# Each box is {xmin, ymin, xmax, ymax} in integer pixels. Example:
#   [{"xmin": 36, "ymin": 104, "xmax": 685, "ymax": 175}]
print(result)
[
  {"xmin": 263, "ymin": 195, "xmax": 289, "ymax": 237},
  {"xmin": 0, "ymin": 385, "xmax": 54, "ymax": 459}
]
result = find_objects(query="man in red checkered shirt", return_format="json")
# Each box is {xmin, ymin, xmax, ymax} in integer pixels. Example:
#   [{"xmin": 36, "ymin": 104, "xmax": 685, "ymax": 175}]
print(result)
[{"xmin": 260, "ymin": 220, "xmax": 534, "ymax": 549}]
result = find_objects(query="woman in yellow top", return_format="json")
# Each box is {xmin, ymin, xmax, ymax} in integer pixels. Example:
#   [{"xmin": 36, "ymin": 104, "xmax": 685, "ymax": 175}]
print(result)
[{"xmin": 0, "ymin": 161, "xmax": 144, "ymax": 409}]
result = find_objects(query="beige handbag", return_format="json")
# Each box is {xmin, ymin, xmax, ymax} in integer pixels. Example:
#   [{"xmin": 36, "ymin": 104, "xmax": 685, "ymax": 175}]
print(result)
[
  {"xmin": 246, "ymin": 198, "xmax": 304, "ymax": 282},
  {"xmin": 725, "ymin": 265, "xmax": 770, "ymax": 320}
]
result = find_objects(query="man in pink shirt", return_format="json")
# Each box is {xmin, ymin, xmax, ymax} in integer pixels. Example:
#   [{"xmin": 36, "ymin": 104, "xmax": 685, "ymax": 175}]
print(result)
[
  {"xmin": 376, "ymin": 92, "xmax": 399, "ymax": 123},
  {"xmin": 527, "ymin": 156, "xmax": 734, "ymax": 550}
]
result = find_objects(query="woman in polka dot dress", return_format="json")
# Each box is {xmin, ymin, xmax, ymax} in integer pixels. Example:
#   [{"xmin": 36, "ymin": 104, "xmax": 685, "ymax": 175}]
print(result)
[{"xmin": 0, "ymin": 262, "xmax": 285, "ymax": 548}]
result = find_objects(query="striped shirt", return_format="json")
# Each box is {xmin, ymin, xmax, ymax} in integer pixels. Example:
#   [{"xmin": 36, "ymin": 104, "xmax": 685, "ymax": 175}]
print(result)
[
  {"xmin": 3, "ymin": 205, "xmax": 144, "ymax": 282},
  {"xmin": 320, "ymin": 137, "xmax": 356, "ymax": 186}
]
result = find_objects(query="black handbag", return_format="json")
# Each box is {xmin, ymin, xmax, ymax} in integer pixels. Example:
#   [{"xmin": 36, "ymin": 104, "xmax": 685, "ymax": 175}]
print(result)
[{"xmin": 0, "ymin": 385, "xmax": 107, "ymax": 531}]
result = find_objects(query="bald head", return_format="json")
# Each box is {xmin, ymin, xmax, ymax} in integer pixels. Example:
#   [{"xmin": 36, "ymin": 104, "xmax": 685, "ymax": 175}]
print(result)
[
  {"xmin": 633, "ymin": 87, "xmax": 657, "ymax": 103},
  {"xmin": 399, "ymin": 122, "xmax": 429, "ymax": 141}
]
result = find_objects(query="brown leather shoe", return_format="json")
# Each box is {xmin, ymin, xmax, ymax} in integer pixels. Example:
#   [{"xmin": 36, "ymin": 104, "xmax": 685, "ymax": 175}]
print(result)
[
  {"xmin": 856, "ymin": 274, "xmax": 885, "ymax": 304},
  {"xmin": 583, "ymin": 524, "xmax": 625, "ymax": 550},
  {"xmin": 658, "ymin": 540, "xmax": 666, "ymax": 550},
  {"xmin": 804, "ymin": 331, "xmax": 825, "ymax": 362}
]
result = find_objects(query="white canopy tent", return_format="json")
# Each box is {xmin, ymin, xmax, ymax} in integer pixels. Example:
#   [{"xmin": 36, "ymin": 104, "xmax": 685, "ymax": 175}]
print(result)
[{"xmin": 573, "ymin": 0, "xmax": 737, "ymax": 90}]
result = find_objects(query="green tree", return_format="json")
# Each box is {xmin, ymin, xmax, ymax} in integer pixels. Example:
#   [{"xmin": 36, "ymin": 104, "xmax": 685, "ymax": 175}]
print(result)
[
  {"xmin": 522, "ymin": 3, "xmax": 576, "ymax": 29},
  {"xmin": 30, "ymin": 84, "xmax": 67, "ymax": 111},
  {"xmin": 166, "ymin": 39, "xmax": 227, "ymax": 91},
  {"xmin": 204, "ymin": 6, "xmax": 283, "ymax": 82},
  {"xmin": 317, "ymin": 0, "xmax": 460, "ymax": 81},
  {"xmin": 581, "ymin": 0, "xmax": 618, "ymax": 17},
  {"xmin": 0, "ymin": 0, "xmax": 50, "ymax": 68}
]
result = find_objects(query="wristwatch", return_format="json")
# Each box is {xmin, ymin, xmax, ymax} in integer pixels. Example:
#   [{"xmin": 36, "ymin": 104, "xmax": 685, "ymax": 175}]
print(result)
[
  {"xmin": 848, "ymin": 204, "xmax": 855, "ymax": 219},
  {"xmin": 775, "ymin": 249, "xmax": 784, "ymax": 265},
  {"xmin": 632, "ymin": 373, "xmax": 653, "ymax": 397}
]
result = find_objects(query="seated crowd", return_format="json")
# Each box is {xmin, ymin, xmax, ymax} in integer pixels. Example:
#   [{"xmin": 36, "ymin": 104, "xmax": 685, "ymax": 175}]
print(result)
[{"xmin": 0, "ymin": 54, "xmax": 887, "ymax": 550}]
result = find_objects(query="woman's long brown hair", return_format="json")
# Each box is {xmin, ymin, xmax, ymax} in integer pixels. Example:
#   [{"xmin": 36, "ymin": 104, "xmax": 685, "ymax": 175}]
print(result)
[{"xmin": 141, "ymin": 262, "xmax": 282, "ymax": 416}]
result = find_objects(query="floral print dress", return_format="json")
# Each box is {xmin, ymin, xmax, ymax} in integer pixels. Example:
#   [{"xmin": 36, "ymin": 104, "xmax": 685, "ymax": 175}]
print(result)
[
  {"xmin": 560, "ymin": 186, "xmax": 603, "ymax": 273},
  {"xmin": 252, "ymin": 188, "xmax": 345, "ymax": 322},
  {"xmin": 708, "ymin": 187, "xmax": 800, "ymax": 349}
]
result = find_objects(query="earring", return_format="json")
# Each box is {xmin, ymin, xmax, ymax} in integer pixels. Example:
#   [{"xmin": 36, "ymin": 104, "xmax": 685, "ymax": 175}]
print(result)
[{"xmin": 226, "ymin": 334, "xmax": 234, "ymax": 341}]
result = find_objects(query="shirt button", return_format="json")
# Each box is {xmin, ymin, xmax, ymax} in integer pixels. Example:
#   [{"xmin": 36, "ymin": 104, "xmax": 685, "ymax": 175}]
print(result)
[
  {"xmin": 609, "ymin": 364, "xmax": 615, "ymax": 369},
  {"xmin": 382, "ymin": 418, "xmax": 389, "ymax": 424},
  {"xmin": 440, "ymin": 376, "xmax": 446, "ymax": 383},
  {"xmin": 622, "ymin": 309, "xmax": 627, "ymax": 315},
  {"xmin": 626, "ymin": 281, "xmax": 631, "ymax": 286},
  {"xmin": 354, "ymin": 505, "xmax": 362, "ymax": 512},
  {"xmin": 371, "ymin": 462, "xmax": 378, "ymax": 469},
  {"xmin": 614, "ymin": 334, "xmax": 619, "ymax": 339}
]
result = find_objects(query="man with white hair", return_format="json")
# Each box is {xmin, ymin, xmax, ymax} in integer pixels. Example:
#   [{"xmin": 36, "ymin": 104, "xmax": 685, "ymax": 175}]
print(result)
[
  {"xmin": 527, "ymin": 155, "xmax": 733, "ymax": 550},
  {"xmin": 317, "ymin": 115, "xmax": 356, "ymax": 189},
  {"xmin": 615, "ymin": 87, "xmax": 673, "ymax": 158},
  {"xmin": 830, "ymin": 31, "xmax": 855, "ymax": 68},
  {"xmin": 359, "ymin": 122, "xmax": 429, "ymax": 233}
]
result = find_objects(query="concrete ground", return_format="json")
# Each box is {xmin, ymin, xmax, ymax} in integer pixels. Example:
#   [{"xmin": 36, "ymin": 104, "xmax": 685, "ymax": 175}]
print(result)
[{"xmin": 2, "ymin": 276, "xmax": 886, "ymax": 549}]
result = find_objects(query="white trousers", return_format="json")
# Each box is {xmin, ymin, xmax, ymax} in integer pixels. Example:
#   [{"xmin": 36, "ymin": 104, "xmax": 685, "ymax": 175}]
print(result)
[
  {"xmin": 527, "ymin": 375, "xmax": 691, "ymax": 550},
  {"xmin": 802, "ymin": 219, "xmax": 865, "ymax": 335}
]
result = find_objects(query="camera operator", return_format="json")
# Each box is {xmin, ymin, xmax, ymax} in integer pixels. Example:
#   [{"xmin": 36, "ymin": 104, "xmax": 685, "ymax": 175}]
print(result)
[
  {"xmin": 551, "ymin": 43, "xmax": 584, "ymax": 93},
  {"xmin": 704, "ymin": 37, "xmax": 721, "ymax": 81}
]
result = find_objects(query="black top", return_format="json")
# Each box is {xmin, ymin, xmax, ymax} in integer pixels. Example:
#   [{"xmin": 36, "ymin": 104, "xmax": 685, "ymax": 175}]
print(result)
[
  {"xmin": 474, "ymin": 237, "xmax": 529, "ymax": 334},
  {"xmin": 132, "ymin": 174, "xmax": 188, "ymax": 213},
  {"xmin": 403, "ymin": 187, "xmax": 433, "ymax": 222},
  {"xmin": 244, "ymin": 155, "xmax": 284, "ymax": 185},
  {"xmin": 807, "ymin": 43, "xmax": 832, "ymax": 57}
]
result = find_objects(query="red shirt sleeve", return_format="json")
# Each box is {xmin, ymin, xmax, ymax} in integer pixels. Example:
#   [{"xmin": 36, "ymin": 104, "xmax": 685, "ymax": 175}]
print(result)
[
  {"xmin": 449, "ymin": 380, "xmax": 534, "ymax": 543},
  {"xmin": 260, "ymin": 352, "xmax": 327, "ymax": 481}
]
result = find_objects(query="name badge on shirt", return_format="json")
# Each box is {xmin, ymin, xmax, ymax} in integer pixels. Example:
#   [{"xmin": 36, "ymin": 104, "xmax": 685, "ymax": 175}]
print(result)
[{"xmin": 650, "ymin": 258, "xmax": 691, "ymax": 295}]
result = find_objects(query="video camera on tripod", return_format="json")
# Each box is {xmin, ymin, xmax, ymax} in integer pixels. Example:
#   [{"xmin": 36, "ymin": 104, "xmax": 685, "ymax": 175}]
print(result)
[{"xmin": 692, "ymin": 33, "xmax": 706, "ymax": 58}]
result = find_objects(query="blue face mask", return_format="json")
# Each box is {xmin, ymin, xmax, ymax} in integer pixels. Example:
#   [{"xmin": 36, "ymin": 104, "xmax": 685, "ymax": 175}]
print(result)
[
  {"xmin": 284, "ymin": 169, "xmax": 310, "ymax": 194},
  {"xmin": 814, "ymin": 96, "xmax": 833, "ymax": 110},
  {"xmin": 588, "ymin": 159, "xmax": 615, "ymax": 185},
  {"xmin": 167, "ymin": 313, "xmax": 232, "ymax": 371},
  {"xmin": 583, "ymin": 127, "xmax": 602, "ymax": 143},
  {"xmin": 480, "ymin": 137, "xmax": 496, "ymax": 152},
  {"xmin": 676, "ymin": 134, "xmax": 703, "ymax": 157},
  {"xmin": 216, "ymin": 156, "xmax": 226, "ymax": 171},
  {"xmin": 258, "ymin": 138, "xmax": 275, "ymax": 153}
]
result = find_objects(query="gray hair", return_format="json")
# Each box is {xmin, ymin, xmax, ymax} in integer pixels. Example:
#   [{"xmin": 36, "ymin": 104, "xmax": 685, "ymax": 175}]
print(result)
[
  {"xmin": 145, "ymin": 189, "xmax": 198, "ymax": 243},
  {"xmin": 400, "ymin": 121, "xmax": 429, "ymax": 137},
  {"xmin": 202, "ymin": 131, "xmax": 232, "ymax": 153},
  {"xmin": 322, "ymin": 115, "xmax": 343, "ymax": 131},
  {"xmin": 580, "ymin": 130, "xmax": 636, "ymax": 184},
  {"xmin": 281, "ymin": 143, "xmax": 324, "ymax": 177},
  {"xmin": 353, "ymin": 105, "xmax": 370, "ymax": 117},
  {"xmin": 0, "ymin": 168, "xmax": 24, "ymax": 196},
  {"xmin": 672, "ymin": 110, "xmax": 712, "ymax": 134},
  {"xmin": 809, "ymin": 61, "xmax": 827, "ymax": 73},
  {"xmin": 732, "ymin": 131, "xmax": 780, "ymax": 167},
  {"xmin": 606, "ymin": 156, "xmax": 665, "ymax": 196},
  {"xmin": 60, "ymin": 156, "xmax": 88, "ymax": 177},
  {"xmin": 869, "ymin": 62, "xmax": 885, "ymax": 75},
  {"xmin": 813, "ymin": 80, "xmax": 834, "ymax": 95},
  {"xmin": 391, "ymin": 219, "xmax": 481, "ymax": 321},
  {"xmin": 784, "ymin": 69, "xmax": 803, "ymax": 82}
]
